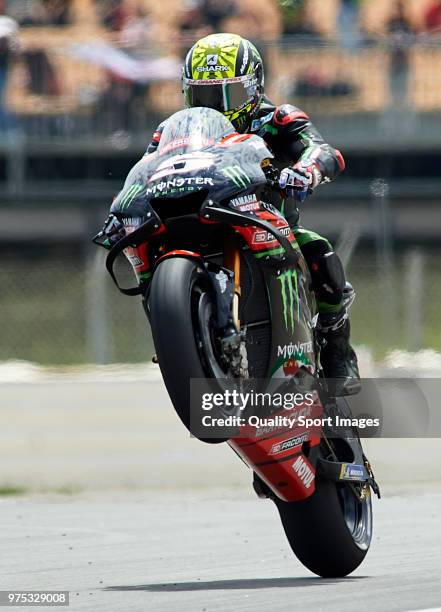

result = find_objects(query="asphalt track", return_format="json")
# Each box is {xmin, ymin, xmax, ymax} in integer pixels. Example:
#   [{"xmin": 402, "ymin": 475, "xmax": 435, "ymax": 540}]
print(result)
[
  {"xmin": 1, "ymin": 489, "xmax": 441, "ymax": 612},
  {"xmin": 1, "ymin": 362, "xmax": 441, "ymax": 491},
  {"xmin": 1, "ymin": 363, "xmax": 441, "ymax": 611}
]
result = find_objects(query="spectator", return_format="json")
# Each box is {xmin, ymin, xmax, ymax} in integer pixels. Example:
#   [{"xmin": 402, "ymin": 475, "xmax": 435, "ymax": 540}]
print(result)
[
  {"xmin": 41, "ymin": 0, "xmax": 71, "ymax": 26},
  {"xmin": 5, "ymin": 0, "xmax": 47, "ymax": 26},
  {"xmin": 292, "ymin": 66, "xmax": 356, "ymax": 99},
  {"xmin": 337, "ymin": 0, "xmax": 362, "ymax": 50},
  {"xmin": 0, "ymin": 6, "xmax": 19, "ymax": 133},
  {"xmin": 95, "ymin": 3, "xmax": 156, "ymax": 133},
  {"xmin": 178, "ymin": 0, "xmax": 237, "ymax": 56},
  {"xmin": 95, "ymin": 58, "xmax": 163, "ymax": 132},
  {"xmin": 223, "ymin": 0, "xmax": 281, "ymax": 43},
  {"xmin": 179, "ymin": 0, "xmax": 236, "ymax": 38},
  {"xmin": 179, "ymin": 0, "xmax": 210, "ymax": 44},
  {"xmin": 280, "ymin": 0, "xmax": 321, "ymax": 39},
  {"xmin": 24, "ymin": 48, "xmax": 62, "ymax": 96},
  {"xmin": 6, "ymin": 0, "xmax": 70, "ymax": 27},
  {"xmin": 387, "ymin": 0, "xmax": 414, "ymax": 108},
  {"xmin": 97, "ymin": 0, "xmax": 127, "ymax": 32},
  {"xmin": 118, "ymin": 5, "xmax": 153, "ymax": 50},
  {"xmin": 201, "ymin": 0, "xmax": 237, "ymax": 31},
  {"xmin": 424, "ymin": 0, "xmax": 441, "ymax": 35}
]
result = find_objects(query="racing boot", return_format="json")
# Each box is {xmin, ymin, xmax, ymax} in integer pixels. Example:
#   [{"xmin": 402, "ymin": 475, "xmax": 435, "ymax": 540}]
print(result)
[{"xmin": 318, "ymin": 310, "xmax": 361, "ymax": 397}]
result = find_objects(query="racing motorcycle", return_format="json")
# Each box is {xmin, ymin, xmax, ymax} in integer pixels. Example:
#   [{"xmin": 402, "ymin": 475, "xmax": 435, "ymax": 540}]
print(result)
[{"xmin": 93, "ymin": 107, "xmax": 380, "ymax": 578}]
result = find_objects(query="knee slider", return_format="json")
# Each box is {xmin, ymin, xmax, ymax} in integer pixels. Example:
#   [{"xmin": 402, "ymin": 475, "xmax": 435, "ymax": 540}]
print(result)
[{"xmin": 309, "ymin": 251, "xmax": 346, "ymax": 305}]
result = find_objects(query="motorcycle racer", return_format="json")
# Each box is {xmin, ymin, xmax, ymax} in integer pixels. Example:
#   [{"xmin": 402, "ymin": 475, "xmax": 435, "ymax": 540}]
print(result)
[{"xmin": 147, "ymin": 33, "xmax": 360, "ymax": 396}]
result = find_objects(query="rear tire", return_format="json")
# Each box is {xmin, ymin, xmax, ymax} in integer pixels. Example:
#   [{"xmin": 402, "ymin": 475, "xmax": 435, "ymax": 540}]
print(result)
[
  {"xmin": 274, "ymin": 479, "xmax": 372, "ymax": 577},
  {"xmin": 149, "ymin": 257, "xmax": 227, "ymax": 443}
]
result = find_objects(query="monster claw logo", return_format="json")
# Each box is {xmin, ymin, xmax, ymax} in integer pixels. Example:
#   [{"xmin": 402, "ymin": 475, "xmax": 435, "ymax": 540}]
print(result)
[
  {"xmin": 221, "ymin": 165, "xmax": 251, "ymax": 188},
  {"xmin": 278, "ymin": 269, "xmax": 299, "ymax": 333},
  {"xmin": 119, "ymin": 183, "xmax": 143, "ymax": 211}
]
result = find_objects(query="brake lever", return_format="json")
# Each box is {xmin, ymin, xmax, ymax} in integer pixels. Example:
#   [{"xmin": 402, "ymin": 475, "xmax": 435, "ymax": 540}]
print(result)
[
  {"xmin": 263, "ymin": 161, "xmax": 279, "ymax": 187},
  {"xmin": 92, "ymin": 214, "xmax": 126, "ymax": 248}
]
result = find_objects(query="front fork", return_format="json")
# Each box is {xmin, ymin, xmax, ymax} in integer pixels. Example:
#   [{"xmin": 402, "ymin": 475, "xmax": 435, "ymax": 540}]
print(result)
[
  {"xmin": 220, "ymin": 237, "xmax": 248, "ymax": 378},
  {"xmin": 223, "ymin": 236, "xmax": 242, "ymax": 330}
]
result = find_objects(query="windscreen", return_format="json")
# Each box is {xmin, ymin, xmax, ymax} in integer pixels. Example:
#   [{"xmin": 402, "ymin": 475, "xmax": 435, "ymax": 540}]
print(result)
[{"xmin": 157, "ymin": 107, "xmax": 235, "ymax": 157}]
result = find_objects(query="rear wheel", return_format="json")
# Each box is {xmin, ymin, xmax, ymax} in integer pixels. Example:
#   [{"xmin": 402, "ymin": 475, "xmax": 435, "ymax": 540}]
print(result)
[
  {"xmin": 274, "ymin": 477, "xmax": 372, "ymax": 577},
  {"xmin": 149, "ymin": 257, "xmax": 230, "ymax": 442}
]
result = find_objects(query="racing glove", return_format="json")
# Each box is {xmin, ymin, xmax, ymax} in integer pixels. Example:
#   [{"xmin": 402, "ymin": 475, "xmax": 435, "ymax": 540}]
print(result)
[{"xmin": 279, "ymin": 159, "xmax": 323, "ymax": 202}]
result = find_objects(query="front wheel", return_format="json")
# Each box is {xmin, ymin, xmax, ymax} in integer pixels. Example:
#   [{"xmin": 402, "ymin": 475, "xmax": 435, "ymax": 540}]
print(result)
[
  {"xmin": 149, "ymin": 256, "xmax": 229, "ymax": 443},
  {"xmin": 274, "ymin": 478, "xmax": 372, "ymax": 577}
]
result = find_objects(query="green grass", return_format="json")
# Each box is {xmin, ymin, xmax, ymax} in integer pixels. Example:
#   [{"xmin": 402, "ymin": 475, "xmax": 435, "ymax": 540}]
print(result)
[
  {"xmin": 0, "ymin": 486, "xmax": 27, "ymax": 496},
  {"xmin": 0, "ymin": 485, "xmax": 85, "ymax": 496}
]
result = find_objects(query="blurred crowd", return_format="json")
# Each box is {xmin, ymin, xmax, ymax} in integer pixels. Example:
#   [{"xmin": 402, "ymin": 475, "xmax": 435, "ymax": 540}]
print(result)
[
  {"xmin": 1, "ymin": 0, "xmax": 441, "ymax": 136},
  {"xmin": 1, "ymin": 0, "xmax": 440, "ymax": 37},
  {"xmin": 4, "ymin": 0, "xmax": 71, "ymax": 27}
]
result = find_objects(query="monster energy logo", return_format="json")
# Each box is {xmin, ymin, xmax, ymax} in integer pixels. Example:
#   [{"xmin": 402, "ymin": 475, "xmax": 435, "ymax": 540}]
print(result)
[
  {"xmin": 221, "ymin": 165, "xmax": 251, "ymax": 188},
  {"xmin": 120, "ymin": 184, "xmax": 143, "ymax": 211},
  {"xmin": 278, "ymin": 269, "xmax": 299, "ymax": 334}
]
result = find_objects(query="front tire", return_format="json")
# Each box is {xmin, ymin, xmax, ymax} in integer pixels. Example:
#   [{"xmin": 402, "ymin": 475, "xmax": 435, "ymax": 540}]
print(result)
[{"xmin": 149, "ymin": 257, "xmax": 228, "ymax": 443}]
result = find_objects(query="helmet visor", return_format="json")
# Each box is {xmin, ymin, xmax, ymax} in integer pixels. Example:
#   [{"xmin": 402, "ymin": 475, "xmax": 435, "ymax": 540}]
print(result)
[{"xmin": 184, "ymin": 76, "xmax": 258, "ymax": 114}]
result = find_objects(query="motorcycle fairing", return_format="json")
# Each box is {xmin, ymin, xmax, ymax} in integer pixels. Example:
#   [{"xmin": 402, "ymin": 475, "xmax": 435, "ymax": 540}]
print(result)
[
  {"xmin": 110, "ymin": 135, "xmax": 273, "ymax": 217},
  {"xmin": 103, "ymin": 131, "xmax": 318, "ymax": 373}
]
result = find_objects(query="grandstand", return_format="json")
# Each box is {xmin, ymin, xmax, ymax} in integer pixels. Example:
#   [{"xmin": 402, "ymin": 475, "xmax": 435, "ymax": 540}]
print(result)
[
  {"xmin": 0, "ymin": 1, "xmax": 439, "ymax": 234},
  {"xmin": 3, "ymin": 0, "xmax": 441, "ymax": 130}
]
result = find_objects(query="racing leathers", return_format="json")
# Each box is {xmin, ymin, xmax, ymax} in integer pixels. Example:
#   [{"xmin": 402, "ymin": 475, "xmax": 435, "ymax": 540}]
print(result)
[{"xmin": 147, "ymin": 99, "xmax": 361, "ymax": 395}]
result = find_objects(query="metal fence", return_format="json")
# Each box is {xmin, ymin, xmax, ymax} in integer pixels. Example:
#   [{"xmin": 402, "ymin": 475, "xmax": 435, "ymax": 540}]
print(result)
[
  {"xmin": 0, "ymin": 251, "xmax": 154, "ymax": 365},
  {"xmin": 1, "ymin": 246, "xmax": 439, "ymax": 366}
]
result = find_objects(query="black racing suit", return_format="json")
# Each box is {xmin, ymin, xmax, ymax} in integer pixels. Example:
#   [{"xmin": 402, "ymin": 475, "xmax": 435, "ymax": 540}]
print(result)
[
  {"xmin": 147, "ymin": 99, "xmax": 360, "ymax": 391},
  {"xmin": 147, "ymin": 99, "xmax": 345, "ymax": 315}
]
